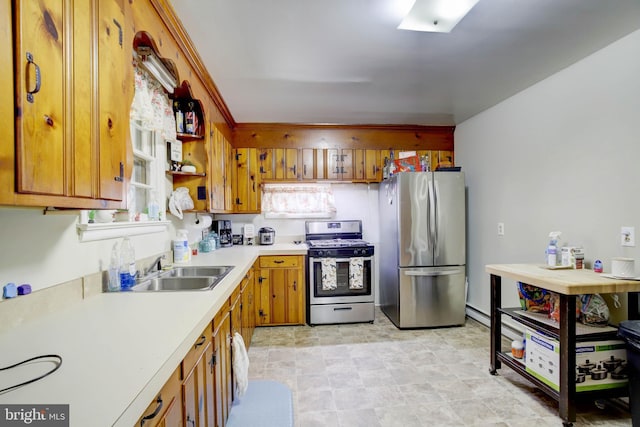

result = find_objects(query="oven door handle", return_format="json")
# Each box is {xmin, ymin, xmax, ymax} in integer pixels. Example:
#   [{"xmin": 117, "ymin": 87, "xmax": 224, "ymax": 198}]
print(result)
[
  {"xmin": 311, "ymin": 257, "xmax": 372, "ymax": 263},
  {"xmin": 404, "ymin": 268, "xmax": 462, "ymax": 277}
]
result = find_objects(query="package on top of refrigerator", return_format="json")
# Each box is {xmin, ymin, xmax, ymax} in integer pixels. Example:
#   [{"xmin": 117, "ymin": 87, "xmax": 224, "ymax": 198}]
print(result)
[{"xmin": 524, "ymin": 327, "xmax": 627, "ymax": 392}]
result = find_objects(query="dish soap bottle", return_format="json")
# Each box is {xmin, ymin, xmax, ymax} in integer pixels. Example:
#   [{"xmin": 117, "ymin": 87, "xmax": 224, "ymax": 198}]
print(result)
[
  {"xmin": 119, "ymin": 237, "xmax": 137, "ymax": 290},
  {"xmin": 108, "ymin": 241, "xmax": 121, "ymax": 291},
  {"xmin": 546, "ymin": 231, "xmax": 562, "ymax": 267}
]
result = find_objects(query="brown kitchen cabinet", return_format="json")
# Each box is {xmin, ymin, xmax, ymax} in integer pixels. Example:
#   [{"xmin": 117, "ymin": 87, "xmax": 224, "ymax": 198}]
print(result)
[
  {"xmin": 353, "ymin": 149, "xmax": 381, "ymax": 182},
  {"xmin": 240, "ymin": 268, "xmax": 256, "ymax": 348},
  {"xmin": 257, "ymin": 148, "xmax": 274, "ymax": 180},
  {"xmin": 274, "ymin": 148, "xmax": 299, "ymax": 180},
  {"xmin": 214, "ymin": 302, "xmax": 233, "ymax": 427},
  {"xmin": 301, "ymin": 148, "xmax": 327, "ymax": 180},
  {"xmin": 326, "ymin": 149, "xmax": 354, "ymax": 180},
  {"xmin": 182, "ymin": 333, "xmax": 214, "ymax": 427},
  {"xmin": 135, "ymin": 366, "xmax": 182, "ymax": 427},
  {"xmin": 256, "ymin": 256, "xmax": 305, "ymax": 326},
  {"xmin": 6, "ymin": 0, "xmax": 128, "ymax": 208},
  {"xmin": 233, "ymin": 148, "xmax": 261, "ymax": 213}
]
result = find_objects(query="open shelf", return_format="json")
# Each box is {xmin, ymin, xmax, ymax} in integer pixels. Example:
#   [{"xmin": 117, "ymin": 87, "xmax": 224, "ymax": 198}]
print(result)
[
  {"xmin": 166, "ymin": 171, "xmax": 206, "ymax": 177},
  {"xmin": 499, "ymin": 307, "xmax": 619, "ymax": 341}
]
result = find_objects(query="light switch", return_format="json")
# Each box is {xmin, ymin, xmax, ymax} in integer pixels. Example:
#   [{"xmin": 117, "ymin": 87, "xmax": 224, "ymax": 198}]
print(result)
[{"xmin": 621, "ymin": 226, "xmax": 635, "ymax": 247}]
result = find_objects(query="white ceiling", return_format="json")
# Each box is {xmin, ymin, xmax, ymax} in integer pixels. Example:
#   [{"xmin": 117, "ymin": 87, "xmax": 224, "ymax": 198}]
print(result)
[{"xmin": 171, "ymin": 0, "xmax": 640, "ymax": 126}]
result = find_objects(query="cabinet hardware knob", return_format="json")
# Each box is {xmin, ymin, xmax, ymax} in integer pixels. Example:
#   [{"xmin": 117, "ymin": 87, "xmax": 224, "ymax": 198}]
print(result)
[
  {"xmin": 274, "ymin": 260, "xmax": 284, "ymax": 264},
  {"xmin": 44, "ymin": 115, "xmax": 54, "ymax": 126},
  {"xmin": 25, "ymin": 52, "xmax": 41, "ymax": 103}
]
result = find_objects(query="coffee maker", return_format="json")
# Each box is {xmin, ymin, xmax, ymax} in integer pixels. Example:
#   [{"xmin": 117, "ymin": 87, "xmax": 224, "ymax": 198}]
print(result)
[{"xmin": 212, "ymin": 220, "xmax": 232, "ymax": 247}]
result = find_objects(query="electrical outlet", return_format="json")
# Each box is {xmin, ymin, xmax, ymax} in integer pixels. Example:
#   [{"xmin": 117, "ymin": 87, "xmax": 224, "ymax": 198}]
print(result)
[
  {"xmin": 621, "ymin": 226, "xmax": 635, "ymax": 247},
  {"xmin": 497, "ymin": 222, "xmax": 504, "ymax": 236}
]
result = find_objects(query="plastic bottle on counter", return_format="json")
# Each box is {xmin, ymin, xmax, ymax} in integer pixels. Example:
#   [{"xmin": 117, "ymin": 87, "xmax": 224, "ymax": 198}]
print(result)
[
  {"xmin": 108, "ymin": 241, "xmax": 121, "ymax": 291},
  {"xmin": 174, "ymin": 229, "xmax": 191, "ymax": 264},
  {"xmin": 546, "ymin": 231, "xmax": 561, "ymax": 266},
  {"xmin": 119, "ymin": 237, "xmax": 137, "ymax": 290},
  {"xmin": 147, "ymin": 191, "xmax": 160, "ymax": 221}
]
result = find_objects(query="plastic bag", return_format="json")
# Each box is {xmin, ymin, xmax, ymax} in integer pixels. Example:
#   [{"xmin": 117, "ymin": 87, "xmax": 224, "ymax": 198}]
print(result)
[
  {"xmin": 548, "ymin": 292, "xmax": 581, "ymax": 323},
  {"xmin": 168, "ymin": 187, "xmax": 194, "ymax": 219},
  {"xmin": 517, "ymin": 282, "xmax": 550, "ymax": 313},
  {"xmin": 579, "ymin": 294, "xmax": 610, "ymax": 327}
]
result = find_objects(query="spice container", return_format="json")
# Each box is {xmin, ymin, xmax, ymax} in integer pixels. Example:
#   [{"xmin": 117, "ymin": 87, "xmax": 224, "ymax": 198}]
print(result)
[{"xmin": 511, "ymin": 340, "xmax": 524, "ymax": 359}]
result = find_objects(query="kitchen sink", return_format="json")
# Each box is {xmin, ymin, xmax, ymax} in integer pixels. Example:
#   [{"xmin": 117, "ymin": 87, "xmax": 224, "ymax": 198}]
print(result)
[
  {"xmin": 131, "ymin": 265, "xmax": 234, "ymax": 292},
  {"xmin": 164, "ymin": 266, "xmax": 234, "ymax": 278}
]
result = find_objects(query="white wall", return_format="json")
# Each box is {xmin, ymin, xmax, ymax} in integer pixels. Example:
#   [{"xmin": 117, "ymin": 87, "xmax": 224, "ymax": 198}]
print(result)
[
  {"xmin": 0, "ymin": 207, "xmax": 172, "ymax": 292},
  {"xmin": 456, "ymin": 29, "xmax": 640, "ymax": 320},
  {"xmin": 216, "ymin": 183, "xmax": 382, "ymax": 301}
]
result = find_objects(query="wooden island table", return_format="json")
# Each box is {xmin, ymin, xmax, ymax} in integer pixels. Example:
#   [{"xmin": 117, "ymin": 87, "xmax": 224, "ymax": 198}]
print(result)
[{"xmin": 486, "ymin": 264, "xmax": 640, "ymax": 426}]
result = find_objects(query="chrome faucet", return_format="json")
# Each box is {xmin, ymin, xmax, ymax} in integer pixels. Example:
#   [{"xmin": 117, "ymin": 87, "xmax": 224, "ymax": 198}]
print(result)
[{"xmin": 143, "ymin": 254, "xmax": 166, "ymax": 276}]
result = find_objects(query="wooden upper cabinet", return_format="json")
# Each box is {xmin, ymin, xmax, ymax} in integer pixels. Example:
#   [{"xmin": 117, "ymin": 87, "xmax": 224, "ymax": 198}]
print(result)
[
  {"xmin": 14, "ymin": 0, "xmax": 65, "ymax": 196},
  {"xmin": 273, "ymin": 148, "xmax": 298, "ymax": 180},
  {"xmin": 257, "ymin": 148, "xmax": 274, "ymax": 180},
  {"xmin": 352, "ymin": 149, "xmax": 381, "ymax": 182},
  {"xmin": 301, "ymin": 148, "xmax": 326, "ymax": 180},
  {"xmin": 234, "ymin": 147, "xmax": 260, "ymax": 213},
  {"xmin": 97, "ymin": 0, "xmax": 126, "ymax": 201},
  {"xmin": 11, "ymin": 0, "xmax": 126, "ymax": 207},
  {"xmin": 327, "ymin": 149, "xmax": 353, "ymax": 180}
]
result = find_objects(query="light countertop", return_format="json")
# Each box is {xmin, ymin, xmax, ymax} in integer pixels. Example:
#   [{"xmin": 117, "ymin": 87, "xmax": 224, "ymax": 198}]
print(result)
[
  {"xmin": 486, "ymin": 263, "xmax": 640, "ymax": 295},
  {"xmin": 0, "ymin": 243, "xmax": 307, "ymax": 427}
]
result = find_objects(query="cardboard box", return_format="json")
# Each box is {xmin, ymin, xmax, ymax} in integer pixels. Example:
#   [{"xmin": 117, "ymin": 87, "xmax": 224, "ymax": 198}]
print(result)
[{"xmin": 524, "ymin": 328, "xmax": 628, "ymax": 392}]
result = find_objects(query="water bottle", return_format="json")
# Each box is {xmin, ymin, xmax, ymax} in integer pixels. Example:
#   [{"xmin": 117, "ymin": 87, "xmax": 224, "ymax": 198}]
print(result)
[
  {"xmin": 147, "ymin": 191, "xmax": 160, "ymax": 221},
  {"xmin": 119, "ymin": 237, "xmax": 137, "ymax": 290},
  {"xmin": 108, "ymin": 241, "xmax": 121, "ymax": 291}
]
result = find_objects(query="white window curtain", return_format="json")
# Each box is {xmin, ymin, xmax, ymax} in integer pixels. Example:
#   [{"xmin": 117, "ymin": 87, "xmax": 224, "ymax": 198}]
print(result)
[
  {"xmin": 261, "ymin": 184, "xmax": 337, "ymax": 218},
  {"xmin": 130, "ymin": 60, "xmax": 177, "ymax": 140}
]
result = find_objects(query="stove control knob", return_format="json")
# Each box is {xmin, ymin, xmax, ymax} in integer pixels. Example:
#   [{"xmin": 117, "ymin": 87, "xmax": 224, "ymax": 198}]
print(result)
[{"xmin": 317, "ymin": 250, "xmax": 325, "ymax": 257}]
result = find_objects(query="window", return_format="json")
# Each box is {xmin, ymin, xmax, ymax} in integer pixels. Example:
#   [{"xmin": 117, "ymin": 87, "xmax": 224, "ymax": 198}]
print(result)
[
  {"xmin": 76, "ymin": 60, "xmax": 174, "ymax": 239},
  {"xmin": 261, "ymin": 183, "xmax": 337, "ymax": 218}
]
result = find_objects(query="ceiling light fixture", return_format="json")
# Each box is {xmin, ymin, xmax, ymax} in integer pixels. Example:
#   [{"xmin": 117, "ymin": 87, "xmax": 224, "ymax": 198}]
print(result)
[
  {"xmin": 139, "ymin": 53, "xmax": 178, "ymax": 94},
  {"xmin": 397, "ymin": 0, "xmax": 479, "ymax": 33}
]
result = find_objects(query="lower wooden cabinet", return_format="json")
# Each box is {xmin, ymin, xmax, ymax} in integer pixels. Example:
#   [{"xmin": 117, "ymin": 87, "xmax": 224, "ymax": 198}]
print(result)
[
  {"xmin": 182, "ymin": 328, "xmax": 215, "ymax": 427},
  {"xmin": 135, "ymin": 272, "xmax": 257, "ymax": 427},
  {"xmin": 135, "ymin": 366, "xmax": 182, "ymax": 427},
  {"xmin": 256, "ymin": 255, "xmax": 305, "ymax": 326}
]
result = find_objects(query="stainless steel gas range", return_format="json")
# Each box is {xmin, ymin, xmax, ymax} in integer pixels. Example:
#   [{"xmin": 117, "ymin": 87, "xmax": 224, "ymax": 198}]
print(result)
[{"xmin": 305, "ymin": 220, "xmax": 375, "ymax": 325}]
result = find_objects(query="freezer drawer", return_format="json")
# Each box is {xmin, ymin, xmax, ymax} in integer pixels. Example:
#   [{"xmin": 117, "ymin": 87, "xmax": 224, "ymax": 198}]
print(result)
[
  {"xmin": 309, "ymin": 303, "xmax": 374, "ymax": 325},
  {"xmin": 397, "ymin": 266, "xmax": 466, "ymax": 328}
]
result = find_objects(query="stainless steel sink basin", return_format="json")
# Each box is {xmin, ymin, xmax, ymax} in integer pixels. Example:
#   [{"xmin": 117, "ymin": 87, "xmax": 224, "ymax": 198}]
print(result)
[
  {"xmin": 132, "ymin": 277, "xmax": 216, "ymax": 292},
  {"xmin": 131, "ymin": 265, "xmax": 234, "ymax": 292},
  {"xmin": 164, "ymin": 266, "xmax": 234, "ymax": 278}
]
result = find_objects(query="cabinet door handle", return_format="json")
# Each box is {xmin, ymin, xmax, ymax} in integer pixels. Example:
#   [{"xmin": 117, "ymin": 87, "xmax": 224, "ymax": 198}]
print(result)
[
  {"xmin": 114, "ymin": 162, "xmax": 124, "ymax": 182},
  {"xmin": 112, "ymin": 19, "xmax": 123, "ymax": 47},
  {"xmin": 140, "ymin": 395, "xmax": 163, "ymax": 426},
  {"xmin": 25, "ymin": 52, "xmax": 41, "ymax": 103},
  {"xmin": 292, "ymin": 164, "xmax": 297, "ymax": 176},
  {"xmin": 273, "ymin": 260, "xmax": 284, "ymax": 264},
  {"xmin": 303, "ymin": 164, "xmax": 307, "ymax": 176},
  {"xmin": 194, "ymin": 335, "xmax": 206, "ymax": 348},
  {"xmin": 293, "ymin": 280, "xmax": 297, "ymax": 291},
  {"xmin": 44, "ymin": 115, "xmax": 54, "ymax": 126}
]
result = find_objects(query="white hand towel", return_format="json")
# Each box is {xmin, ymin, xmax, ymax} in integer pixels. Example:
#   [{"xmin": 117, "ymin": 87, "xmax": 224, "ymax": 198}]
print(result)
[
  {"xmin": 349, "ymin": 257, "xmax": 364, "ymax": 290},
  {"xmin": 232, "ymin": 332, "xmax": 249, "ymax": 397},
  {"xmin": 321, "ymin": 258, "xmax": 337, "ymax": 290}
]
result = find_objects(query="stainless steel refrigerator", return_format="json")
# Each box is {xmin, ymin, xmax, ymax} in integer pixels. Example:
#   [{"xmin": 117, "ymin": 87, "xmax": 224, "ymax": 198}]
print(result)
[{"xmin": 379, "ymin": 171, "xmax": 466, "ymax": 328}]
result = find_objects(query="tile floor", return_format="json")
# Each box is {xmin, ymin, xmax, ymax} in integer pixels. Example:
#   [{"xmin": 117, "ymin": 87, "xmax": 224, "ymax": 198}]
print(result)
[{"xmin": 247, "ymin": 308, "xmax": 632, "ymax": 427}]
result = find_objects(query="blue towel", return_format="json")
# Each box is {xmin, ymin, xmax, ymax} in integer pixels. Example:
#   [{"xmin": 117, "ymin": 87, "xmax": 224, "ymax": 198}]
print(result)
[{"xmin": 226, "ymin": 380, "xmax": 293, "ymax": 427}]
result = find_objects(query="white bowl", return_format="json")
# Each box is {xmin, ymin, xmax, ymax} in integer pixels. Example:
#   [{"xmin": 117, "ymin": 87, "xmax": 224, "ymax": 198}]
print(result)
[{"xmin": 611, "ymin": 257, "xmax": 635, "ymax": 278}]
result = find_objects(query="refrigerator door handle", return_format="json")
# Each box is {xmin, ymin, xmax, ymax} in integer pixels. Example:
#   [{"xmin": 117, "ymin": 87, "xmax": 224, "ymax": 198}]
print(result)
[
  {"xmin": 427, "ymin": 177, "xmax": 436, "ymax": 250},
  {"xmin": 404, "ymin": 269, "xmax": 462, "ymax": 277},
  {"xmin": 432, "ymin": 178, "xmax": 439, "ymax": 254}
]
